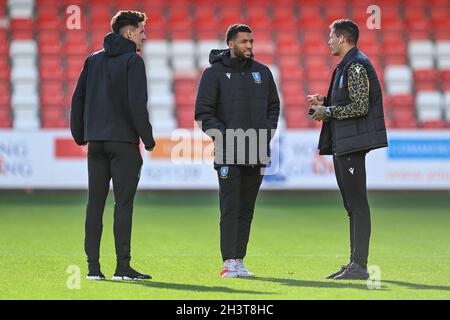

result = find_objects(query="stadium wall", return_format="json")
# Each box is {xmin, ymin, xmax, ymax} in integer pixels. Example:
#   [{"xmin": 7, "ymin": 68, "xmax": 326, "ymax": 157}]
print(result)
[{"xmin": 0, "ymin": 129, "xmax": 449, "ymax": 190}]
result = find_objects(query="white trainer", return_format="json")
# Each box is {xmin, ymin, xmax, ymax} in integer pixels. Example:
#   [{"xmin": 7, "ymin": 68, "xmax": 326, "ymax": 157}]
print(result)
[
  {"xmin": 220, "ymin": 259, "xmax": 238, "ymax": 278},
  {"xmin": 236, "ymin": 259, "xmax": 255, "ymax": 277}
]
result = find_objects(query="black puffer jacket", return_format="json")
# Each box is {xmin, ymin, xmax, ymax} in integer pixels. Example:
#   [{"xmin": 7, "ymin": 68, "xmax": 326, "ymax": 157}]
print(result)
[
  {"xmin": 195, "ymin": 49, "xmax": 280, "ymax": 166},
  {"xmin": 319, "ymin": 47, "xmax": 387, "ymax": 156},
  {"xmin": 71, "ymin": 32, "xmax": 155, "ymax": 150}
]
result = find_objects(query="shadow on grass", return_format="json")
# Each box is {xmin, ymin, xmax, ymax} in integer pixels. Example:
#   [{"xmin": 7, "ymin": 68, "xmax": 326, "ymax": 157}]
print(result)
[
  {"xmin": 104, "ymin": 279, "xmax": 274, "ymax": 295},
  {"xmin": 382, "ymin": 280, "xmax": 450, "ymax": 291},
  {"xmin": 240, "ymin": 277, "xmax": 389, "ymax": 291}
]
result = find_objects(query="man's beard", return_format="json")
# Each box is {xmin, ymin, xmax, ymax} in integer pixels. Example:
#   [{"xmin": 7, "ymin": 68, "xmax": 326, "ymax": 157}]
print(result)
[{"xmin": 233, "ymin": 48, "xmax": 251, "ymax": 60}]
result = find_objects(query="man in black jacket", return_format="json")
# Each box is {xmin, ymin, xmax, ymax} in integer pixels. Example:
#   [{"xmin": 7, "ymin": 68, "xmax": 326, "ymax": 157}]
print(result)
[
  {"xmin": 308, "ymin": 19, "xmax": 388, "ymax": 280},
  {"xmin": 195, "ymin": 24, "xmax": 280, "ymax": 278},
  {"xmin": 71, "ymin": 10, "xmax": 155, "ymax": 281}
]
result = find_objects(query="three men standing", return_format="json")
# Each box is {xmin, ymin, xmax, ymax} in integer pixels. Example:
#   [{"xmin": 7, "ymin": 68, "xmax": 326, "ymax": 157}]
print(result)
[{"xmin": 71, "ymin": 9, "xmax": 385, "ymax": 282}]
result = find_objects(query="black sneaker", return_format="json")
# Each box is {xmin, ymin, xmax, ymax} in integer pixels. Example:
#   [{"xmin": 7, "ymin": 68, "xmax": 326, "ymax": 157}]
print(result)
[
  {"xmin": 86, "ymin": 263, "xmax": 106, "ymax": 280},
  {"xmin": 326, "ymin": 263, "xmax": 352, "ymax": 279},
  {"xmin": 333, "ymin": 262, "xmax": 369, "ymax": 280},
  {"xmin": 112, "ymin": 266, "xmax": 152, "ymax": 281}
]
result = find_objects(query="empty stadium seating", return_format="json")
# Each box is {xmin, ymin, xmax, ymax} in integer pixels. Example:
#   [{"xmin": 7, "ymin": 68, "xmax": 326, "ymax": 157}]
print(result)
[{"xmin": 0, "ymin": 0, "xmax": 449, "ymax": 130}]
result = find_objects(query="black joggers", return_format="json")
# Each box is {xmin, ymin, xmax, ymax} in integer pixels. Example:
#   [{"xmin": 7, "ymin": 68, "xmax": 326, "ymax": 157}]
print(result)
[
  {"xmin": 217, "ymin": 165, "xmax": 264, "ymax": 261},
  {"xmin": 333, "ymin": 151, "xmax": 371, "ymax": 268},
  {"xmin": 85, "ymin": 141, "xmax": 143, "ymax": 265}
]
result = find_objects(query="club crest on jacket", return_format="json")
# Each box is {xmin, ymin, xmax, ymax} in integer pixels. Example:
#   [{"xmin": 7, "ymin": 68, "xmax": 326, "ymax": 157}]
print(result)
[{"xmin": 252, "ymin": 72, "xmax": 262, "ymax": 84}]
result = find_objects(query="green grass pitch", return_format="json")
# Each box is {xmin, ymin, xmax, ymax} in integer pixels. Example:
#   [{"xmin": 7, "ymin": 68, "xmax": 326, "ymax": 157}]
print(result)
[{"xmin": 0, "ymin": 190, "xmax": 449, "ymax": 300}]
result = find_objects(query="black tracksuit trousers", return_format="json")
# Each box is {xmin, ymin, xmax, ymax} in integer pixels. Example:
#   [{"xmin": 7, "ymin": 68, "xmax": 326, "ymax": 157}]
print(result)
[
  {"xmin": 216, "ymin": 166, "xmax": 264, "ymax": 261},
  {"xmin": 333, "ymin": 151, "xmax": 371, "ymax": 268},
  {"xmin": 85, "ymin": 141, "xmax": 143, "ymax": 265}
]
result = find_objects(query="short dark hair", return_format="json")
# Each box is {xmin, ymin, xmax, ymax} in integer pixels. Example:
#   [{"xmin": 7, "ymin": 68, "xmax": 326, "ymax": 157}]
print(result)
[
  {"xmin": 330, "ymin": 19, "xmax": 359, "ymax": 45},
  {"xmin": 225, "ymin": 24, "xmax": 253, "ymax": 44},
  {"xmin": 111, "ymin": 10, "xmax": 147, "ymax": 34}
]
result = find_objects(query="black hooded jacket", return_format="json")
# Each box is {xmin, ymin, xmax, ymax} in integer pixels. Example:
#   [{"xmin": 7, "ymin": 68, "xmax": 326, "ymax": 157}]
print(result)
[
  {"xmin": 70, "ymin": 32, "xmax": 155, "ymax": 150},
  {"xmin": 195, "ymin": 49, "xmax": 280, "ymax": 166}
]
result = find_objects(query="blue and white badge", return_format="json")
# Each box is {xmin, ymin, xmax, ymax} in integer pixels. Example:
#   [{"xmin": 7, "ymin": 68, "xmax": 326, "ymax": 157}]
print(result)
[
  {"xmin": 219, "ymin": 166, "xmax": 229, "ymax": 179},
  {"xmin": 339, "ymin": 75, "xmax": 344, "ymax": 88},
  {"xmin": 252, "ymin": 72, "xmax": 262, "ymax": 84}
]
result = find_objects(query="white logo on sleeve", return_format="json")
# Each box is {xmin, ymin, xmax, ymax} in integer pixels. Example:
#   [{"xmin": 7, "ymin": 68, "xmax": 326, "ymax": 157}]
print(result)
[
  {"xmin": 349, "ymin": 167, "xmax": 355, "ymax": 175},
  {"xmin": 355, "ymin": 66, "xmax": 362, "ymax": 74},
  {"xmin": 226, "ymin": 73, "xmax": 231, "ymax": 79}
]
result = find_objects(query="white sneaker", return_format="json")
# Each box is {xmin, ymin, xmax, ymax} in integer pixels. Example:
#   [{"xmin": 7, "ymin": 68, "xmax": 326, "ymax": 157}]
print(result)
[
  {"xmin": 220, "ymin": 259, "xmax": 238, "ymax": 278},
  {"xmin": 236, "ymin": 259, "xmax": 255, "ymax": 277}
]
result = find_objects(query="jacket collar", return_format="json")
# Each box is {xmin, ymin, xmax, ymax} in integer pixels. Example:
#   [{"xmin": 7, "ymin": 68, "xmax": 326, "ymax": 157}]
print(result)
[{"xmin": 337, "ymin": 46, "xmax": 358, "ymax": 68}]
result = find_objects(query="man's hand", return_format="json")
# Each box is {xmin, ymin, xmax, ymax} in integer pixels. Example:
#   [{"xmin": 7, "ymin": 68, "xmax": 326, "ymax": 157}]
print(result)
[
  {"xmin": 309, "ymin": 105, "xmax": 328, "ymax": 121},
  {"xmin": 307, "ymin": 93, "xmax": 325, "ymax": 106}
]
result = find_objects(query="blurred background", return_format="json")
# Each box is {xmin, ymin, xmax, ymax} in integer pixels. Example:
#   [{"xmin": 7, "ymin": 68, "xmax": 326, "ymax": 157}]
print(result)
[{"xmin": 0, "ymin": 0, "xmax": 449, "ymax": 190}]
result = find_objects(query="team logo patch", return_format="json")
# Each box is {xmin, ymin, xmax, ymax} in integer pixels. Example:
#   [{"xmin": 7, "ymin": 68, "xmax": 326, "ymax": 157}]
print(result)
[
  {"xmin": 252, "ymin": 72, "xmax": 262, "ymax": 84},
  {"xmin": 219, "ymin": 166, "xmax": 229, "ymax": 179},
  {"xmin": 339, "ymin": 75, "xmax": 344, "ymax": 88},
  {"xmin": 226, "ymin": 73, "xmax": 231, "ymax": 79}
]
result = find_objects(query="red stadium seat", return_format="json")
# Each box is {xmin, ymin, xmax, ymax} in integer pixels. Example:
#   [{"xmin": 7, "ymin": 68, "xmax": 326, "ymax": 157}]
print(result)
[
  {"xmin": 0, "ymin": 58, "xmax": 10, "ymax": 80},
  {"xmin": 0, "ymin": 40, "xmax": 8, "ymax": 56},
  {"xmin": 307, "ymin": 81, "xmax": 330, "ymax": 96},
  {"xmin": 66, "ymin": 56, "xmax": 86, "ymax": 80},
  {"xmin": 168, "ymin": 8, "xmax": 192, "ymax": 31},
  {"xmin": 414, "ymin": 69, "xmax": 439, "ymax": 91},
  {"xmin": 41, "ymin": 81, "xmax": 65, "ymax": 108},
  {"xmin": 280, "ymin": 66, "xmax": 304, "ymax": 81},
  {"xmin": 383, "ymin": 41, "xmax": 407, "ymax": 57},
  {"xmin": 247, "ymin": 17, "xmax": 272, "ymax": 33},
  {"xmin": 195, "ymin": 30, "xmax": 220, "ymax": 40},
  {"xmin": 303, "ymin": 42, "xmax": 330, "ymax": 56},
  {"xmin": 421, "ymin": 120, "xmax": 446, "ymax": 128},
  {"xmin": 0, "ymin": 107, "xmax": 12, "ymax": 128},
  {"xmin": 41, "ymin": 107, "xmax": 69, "ymax": 128},
  {"xmin": 115, "ymin": 0, "xmax": 139, "ymax": 10},
  {"xmin": 37, "ymin": 12, "xmax": 63, "ymax": 30},
  {"xmin": 177, "ymin": 107, "xmax": 195, "ymax": 128},
  {"xmin": 272, "ymin": 6, "xmax": 297, "ymax": 22},
  {"xmin": 284, "ymin": 108, "xmax": 313, "ymax": 129},
  {"xmin": 39, "ymin": 32, "xmax": 63, "ymax": 56},
  {"xmin": 40, "ymin": 56, "xmax": 64, "ymax": 81},
  {"xmin": 440, "ymin": 70, "xmax": 450, "ymax": 82},
  {"xmin": 277, "ymin": 39, "xmax": 302, "ymax": 56},
  {"xmin": 282, "ymin": 81, "xmax": 305, "ymax": 104},
  {"xmin": 64, "ymin": 31, "xmax": 91, "ymax": 55},
  {"xmin": 246, "ymin": 5, "xmax": 269, "ymax": 20},
  {"xmin": 389, "ymin": 94, "xmax": 415, "ymax": 109},
  {"xmin": 89, "ymin": 4, "xmax": 112, "ymax": 20},
  {"xmin": 384, "ymin": 55, "xmax": 408, "ymax": 66},
  {"xmin": 10, "ymin": 18, "xmax": 34, "ymax": 39},
  {"xmin": 0, "ymin": 81, "xmax": 10, "ymax": 107}
]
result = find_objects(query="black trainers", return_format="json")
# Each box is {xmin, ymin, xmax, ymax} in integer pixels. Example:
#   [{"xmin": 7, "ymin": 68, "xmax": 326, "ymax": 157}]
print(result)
[
  {"xmin": 112, "ymin": 266, "xmax": 152, "ymax": 281},
  {"xmin": 326, "ymin": 263, "xmax": 352, "ymax": 279},
  {"xmin": 86, "ymin": 263, "xmax": 106, "ymax": 280},
  {"xmin": 333, "ymin": 262, "xmax": 369, "ymax": 280}
]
